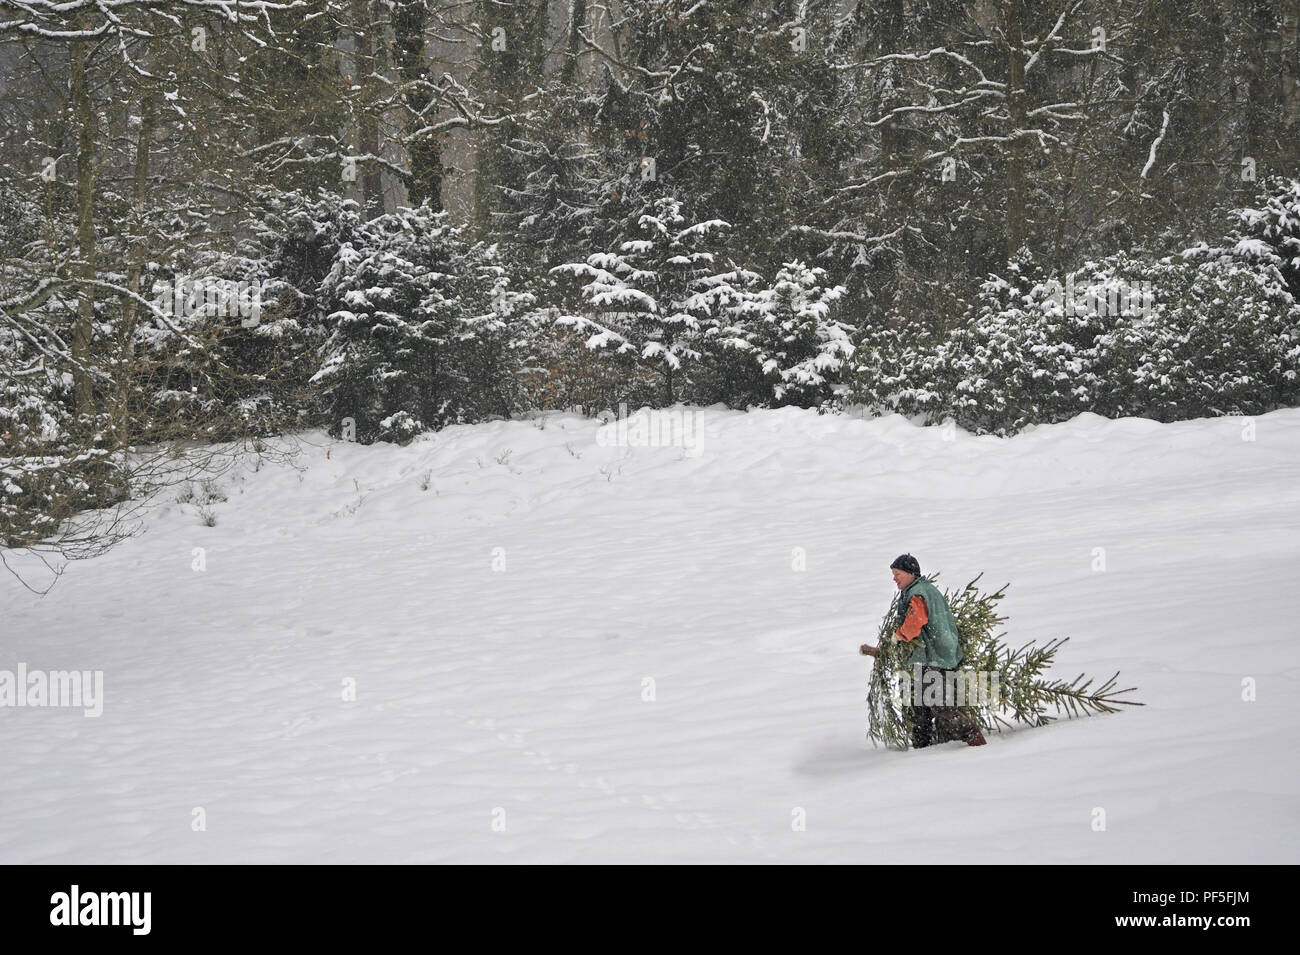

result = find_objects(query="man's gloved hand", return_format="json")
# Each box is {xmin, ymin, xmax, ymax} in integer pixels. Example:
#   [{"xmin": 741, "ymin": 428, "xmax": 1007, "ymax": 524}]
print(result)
[{"xmin": 860, "ymin": 644, "xmax": 879, "ymax": 657}]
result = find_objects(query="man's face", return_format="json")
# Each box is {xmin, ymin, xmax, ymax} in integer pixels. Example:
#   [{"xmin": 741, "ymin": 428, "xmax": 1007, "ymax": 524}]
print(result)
[{"xmin": 891, "ymin": 568, "xmax": 916, "ymax": 590}]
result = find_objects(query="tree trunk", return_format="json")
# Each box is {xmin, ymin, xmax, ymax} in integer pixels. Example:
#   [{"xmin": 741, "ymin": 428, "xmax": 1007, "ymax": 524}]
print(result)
[
  {"xmin": 1004, "ymin": 0, "xmax": 1027, "ymax": 261},
  {"xmin": 70, "ymin": 37, "xmax": 98, "ymax": 418},
  {"xmin": 351, "ymin": 0, "xmax": 385, "ymax": 218},
  {"xmin": 472, "ymin": 0, "xmax": 550, "ymax": 235},
  {"xmin": 877, "ymin": 0, "xmax": 905, "ymax": 172},
  {"xmin": 1283, "ymin": 4, "xmax": 1300, "ymax": 131},
  {"xmin": 115, "ymin": 88, "xmax": 154, "ymax": 445},
  {"xmin": 394, "ymin": 0, "xmax": 443, "ymax": 210},
  {"xmin": 562, "ymin": 0, "xmax": 588, "ymax": 85}
]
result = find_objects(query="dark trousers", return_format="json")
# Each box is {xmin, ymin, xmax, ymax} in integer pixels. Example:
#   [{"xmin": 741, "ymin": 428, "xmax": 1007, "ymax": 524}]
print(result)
[{"xmin": 905, "ymin": 666, "xmax": 983, "ymax": 748}]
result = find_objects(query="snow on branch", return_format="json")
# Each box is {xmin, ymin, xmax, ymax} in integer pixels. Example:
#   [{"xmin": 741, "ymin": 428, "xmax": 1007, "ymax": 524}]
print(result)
[
  {"xmin": 1140, "ymin": 110, "xmax": 1171, "ymax": 179},
  {"xmin": 837, "ymin": 47, "xmax": 999, "ymax": 89},
  {"xmin": 1024, "ymin": 0, "xmax": 1087, "ymax": 75},
  {"xmin": 0, "ymin": 0, "xmax": 307, "ymax": 39}
]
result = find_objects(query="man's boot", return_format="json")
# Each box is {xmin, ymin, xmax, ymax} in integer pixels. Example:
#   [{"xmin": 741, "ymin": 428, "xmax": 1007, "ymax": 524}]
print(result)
[
  {"xmin": 935, "ymin": 701, "xmax": 984, "ymax": 746},
  {"xmin": 907, "ymin": 706, "xmax": 933, "ymax": 749}
]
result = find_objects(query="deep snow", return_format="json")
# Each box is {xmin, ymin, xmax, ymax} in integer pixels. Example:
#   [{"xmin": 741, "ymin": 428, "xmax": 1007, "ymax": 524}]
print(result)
[{"xmin": 3, "ymin": 406, "xmax": 1298, "ymax": 863}]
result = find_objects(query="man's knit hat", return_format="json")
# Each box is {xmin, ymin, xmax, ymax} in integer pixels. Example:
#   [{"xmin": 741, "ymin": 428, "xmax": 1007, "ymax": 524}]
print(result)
[{"xmin": 889, "ymin": 553, "xmax": 921, "ymax": 577}]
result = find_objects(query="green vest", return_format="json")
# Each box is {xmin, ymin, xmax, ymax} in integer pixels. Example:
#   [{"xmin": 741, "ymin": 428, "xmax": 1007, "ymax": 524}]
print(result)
[{"xmin": 893, "ymin": 576, "xmax": 963, "ymax": 670}]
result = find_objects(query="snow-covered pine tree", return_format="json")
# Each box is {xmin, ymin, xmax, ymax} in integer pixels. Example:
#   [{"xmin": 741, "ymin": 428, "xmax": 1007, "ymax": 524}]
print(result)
[
  {"xmin": 455, "ymin": 245, "xmax": 539, "ymax": 423},
  {"xmin": 886, "ymin": 252, "xmax": 1093, "ymax": 435},
  {"xmin": 510, "ymin": 1, "xmax": 841, "ymax": 283},
  {"xmin": 717, "ymin": 261, "xmax": 852, "ymax": 407},
  {"xmin": 1224, "ymin": 176, "xmax": 1300, "ymax": 306},
  {"xmin": 875, "ymin": 207, "xmax": 1300, "ymax": 434},
  {"xmin": 496, "ymin": 100, "xmax": 607, "ymax": 272},
  {"xmin": 1116, "ymin": 249, "xmax": 1300, "ymax": 420},
  {"xmin": 311, "ymin": 202, "xmax": 531, "ymax": 442},
  {"xmin": 551, "ymin": 197, "xmax": 738, "ymax": 406}
]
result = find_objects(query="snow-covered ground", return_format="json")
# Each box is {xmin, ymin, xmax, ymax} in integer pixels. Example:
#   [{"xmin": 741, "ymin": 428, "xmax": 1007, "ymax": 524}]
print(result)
[{"xmin": 3, "ymin": 406, "xmax": 1299, "ymax": 863}]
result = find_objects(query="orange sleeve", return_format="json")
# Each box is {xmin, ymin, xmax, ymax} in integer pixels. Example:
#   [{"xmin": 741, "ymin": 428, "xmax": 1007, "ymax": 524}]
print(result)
[{"xmin": 898, "ymin": 595, "xmax": 928, "ymax": 640}]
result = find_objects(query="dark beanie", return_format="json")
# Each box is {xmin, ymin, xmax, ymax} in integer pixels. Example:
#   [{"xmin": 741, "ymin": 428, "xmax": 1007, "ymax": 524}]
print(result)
[{"xmin": 890, "ymin": 553, "xmax": 921, "ymax": 576}]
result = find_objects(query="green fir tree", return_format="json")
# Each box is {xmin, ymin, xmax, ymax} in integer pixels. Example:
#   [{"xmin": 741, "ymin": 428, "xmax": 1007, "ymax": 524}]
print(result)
[{"xmin": 866, "ymin": 573, "xmax": 1144, "ymax": 750}]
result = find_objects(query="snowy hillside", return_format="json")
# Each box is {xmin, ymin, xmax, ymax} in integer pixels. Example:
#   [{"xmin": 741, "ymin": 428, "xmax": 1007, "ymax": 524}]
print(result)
[{"xmin": 3, "ymin": 406, "xmax": 1299, "ymax": 863}]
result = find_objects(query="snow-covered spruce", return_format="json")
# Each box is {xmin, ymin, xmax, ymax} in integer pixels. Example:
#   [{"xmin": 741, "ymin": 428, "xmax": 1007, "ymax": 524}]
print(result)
[
  {"xmin": 310, "ymin": 202, "xmax": 534, "ymax": 443},
  {"xmin": 850, "ymin": 179, "xmax": 1300, "ymax": 435}
]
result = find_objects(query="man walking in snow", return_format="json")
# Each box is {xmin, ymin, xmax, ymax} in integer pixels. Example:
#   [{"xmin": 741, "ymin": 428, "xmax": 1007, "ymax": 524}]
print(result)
[{"xmin": 860, "ymin": 554, "xmax": 987, "ymax": 748}]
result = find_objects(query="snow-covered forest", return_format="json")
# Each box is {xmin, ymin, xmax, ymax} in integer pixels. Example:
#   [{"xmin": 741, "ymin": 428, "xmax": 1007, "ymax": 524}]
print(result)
[
  {"xmin": 1, "ymin": 1, "xmax": 1298, "ymax": 874},
  {"xmin": 3, "ymin": 0, "xmax": 1299, "ymax": 564}
]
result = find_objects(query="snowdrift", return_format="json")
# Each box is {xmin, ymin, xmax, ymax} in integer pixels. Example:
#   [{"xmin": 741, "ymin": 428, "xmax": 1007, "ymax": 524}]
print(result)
[{"xmin": 3, "ymin": 406, "xmax": 1298, "ymax": 862}]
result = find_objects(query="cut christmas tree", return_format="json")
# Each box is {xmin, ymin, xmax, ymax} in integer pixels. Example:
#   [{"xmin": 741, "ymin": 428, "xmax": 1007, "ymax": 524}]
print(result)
[{"xmin": 865, "ymin": 574, "xmax": 1144, "ymax": 750}]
